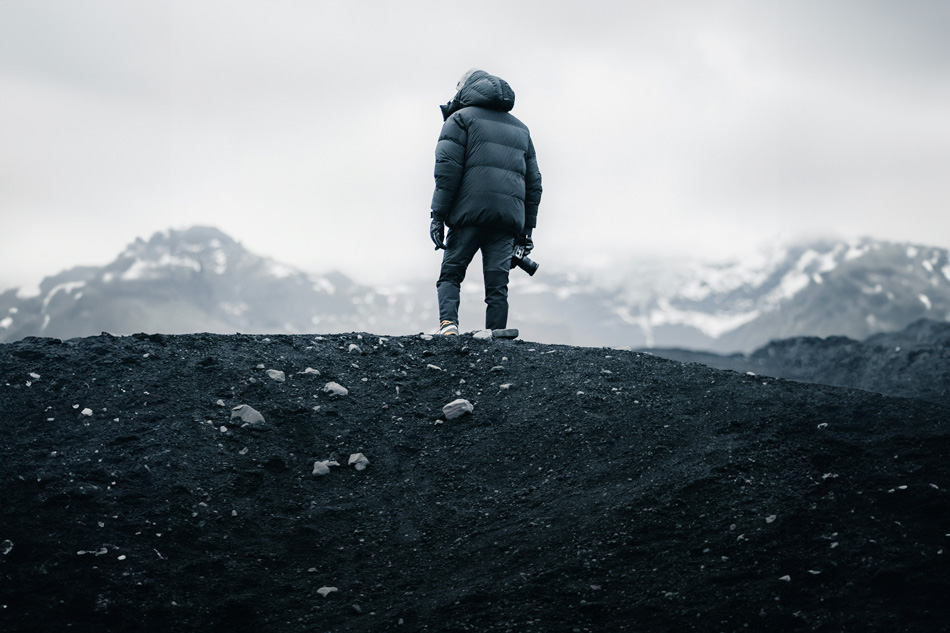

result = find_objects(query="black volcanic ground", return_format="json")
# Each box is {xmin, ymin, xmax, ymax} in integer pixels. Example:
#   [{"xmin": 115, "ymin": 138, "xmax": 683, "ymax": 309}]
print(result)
[{"xmin": 2, "ymin": 332, "xmax": 948, "ymax": 632}]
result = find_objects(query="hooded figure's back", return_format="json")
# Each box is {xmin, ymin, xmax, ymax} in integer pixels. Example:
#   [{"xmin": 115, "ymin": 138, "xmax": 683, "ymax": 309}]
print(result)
[{"xmin": 431, "ymin": 70, "xmax": 542, "ymax": 234}]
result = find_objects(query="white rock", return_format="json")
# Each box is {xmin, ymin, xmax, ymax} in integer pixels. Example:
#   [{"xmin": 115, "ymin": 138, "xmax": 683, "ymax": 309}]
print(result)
[
  {"xmin": 216, "ymin": 399, "xmax": 226, "ymax": 407},
  {"xmin": 427, "ymin": 364, "xmax": 442, "ymax": 371},
  {"xmin": 348, "ymin": 453, "xmax": 370, "ymax": 471},
  {"xmin": 312, "ymin": 460, "xmax": 340, "ymax": 476},
  {"xmin": 442, "ymin": 398, "xmax": 474, "ymax": 420},
  {"xmin": 779, "ymin": 575, "xmax": 791, "ymax": 582},
  {"xmin": 348, "ymin": 344, "xmax": 362, "ymax": 355},
  {"xmin": 499, "ymin": 383, "xmax": 512, "ymax": 391},
  {"xmin": 81, "ymin": 408, "xmax": 93, "ymax": 417},
  {"xmin": 420, "ymin": 334, "xmax": 433, "ymax": 341},
  {"xmin": 300, "ymin": 367, "xmax": 321, "ymax": 375},
  {"xmin": 266, "ymin": 369, "xmax": 286, "ymax": 382},
  {"xmin": 322, "ymin": 382, "xmax": 348, "ymax": 397},
  {"xmin": 472, "ymin": 329, "xmax": 493, "ymax": 340},
  {"xmin": 230, "ymin": 404, "xmax": 265, "ymax": 428},
  {"xmin": 317, "ymin": 586, "xmax": 338, "ymax": 597},
  {"xmin": 766, "ymin": 515, "xmax": 777, "ymax": 524},
  {"xmin": 29, "ymin": 372, "xmax": 40, "ymax": 380}
]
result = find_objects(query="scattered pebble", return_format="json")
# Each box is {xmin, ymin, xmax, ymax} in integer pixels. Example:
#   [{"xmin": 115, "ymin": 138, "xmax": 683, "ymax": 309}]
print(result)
[
  {"xmin": 77, "ymin": 547, "xmax": 108, "ymax": 556},
  {"xmin": 322, "ymin": 382, "xmax": 349, "ymax": 397},
  {"xmin": 348, "ymin": 453, "xmax": 370, "ymax": 471},
  {"xmin": 81, "ymin": 408, "xmax": 93, "ymax": 417},
  {"xmin": 216, "ymin": 399, "xmax": 225, "ymax": 407},
  {"xmin": 766, "ymin": 515, "xmax": 777, "ymax": 524},
  {"xmin": 317, "ymin": 586, "xmax": 338, "ymax": 597},
  {"xmin": 300, "ymin": 367, "xmax": 321, "ymax": 375},
  {"xmin": 266, "ymin": 369, "xmax": 286, "ymax": 382},
  {"xmin": 778, "ymin": 575, "xmax": 791, "ymax": 582},
  {"xmin": 473, "ymin": 330, "xmax": 492, "ymax": 340},
  {"xmin": 348, "ymin": 344, "xmax": 362, "ymax": 355},
  {"xmin": 312, "ymin": 460, "xmax": 340, "ymax": 476},
  {"xmin": 1, "ymin": 540, "xmax": 12, "ymax": 555},
  {"xmin": 230, "ymin": 404, "xmax": 265, "ymax": 428},
  {"xmin": 442, "ymin": 398, "xmax": 474, "ymax": 420},
  {"xmin": 427, "ymin": 364, "xmax": 442, "ymax": 371}
]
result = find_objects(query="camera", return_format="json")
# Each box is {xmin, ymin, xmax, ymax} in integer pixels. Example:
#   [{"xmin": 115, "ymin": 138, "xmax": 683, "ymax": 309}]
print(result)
[{"xmin": 511, "ymin": 245, "xmax": 540, "ymax": 276}]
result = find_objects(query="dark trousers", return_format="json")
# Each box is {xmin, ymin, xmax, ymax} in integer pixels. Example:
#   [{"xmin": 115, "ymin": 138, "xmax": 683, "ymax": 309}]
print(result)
[{"xmin": 437, "ymin": 226, "xmax": 515, "ymax": 330}]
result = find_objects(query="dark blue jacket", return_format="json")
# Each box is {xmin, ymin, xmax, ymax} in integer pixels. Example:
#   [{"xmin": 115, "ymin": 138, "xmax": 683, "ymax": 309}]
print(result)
[{"xmin": 431, "ymin": 71, "xmax": 542, "ymax": 233}]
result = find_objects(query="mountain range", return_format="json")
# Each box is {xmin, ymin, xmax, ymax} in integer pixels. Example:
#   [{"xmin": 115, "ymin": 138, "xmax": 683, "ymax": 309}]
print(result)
[
  {"xmin": 644, "ymin": 317, "xmax": 950, "ymax": 405},
  {"xmin": 2, "ymin": 226, "xmax": 949, "ymax": 352}
]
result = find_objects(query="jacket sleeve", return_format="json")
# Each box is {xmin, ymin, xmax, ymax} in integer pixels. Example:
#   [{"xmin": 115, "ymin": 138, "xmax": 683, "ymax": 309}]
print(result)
[
  {"xmin": 524, "ymin": 136, "xmax": 542, "ymax": 230},
  {"xmin": 430, "ymin": 113, "xmax": 468, "ymax": 221}
]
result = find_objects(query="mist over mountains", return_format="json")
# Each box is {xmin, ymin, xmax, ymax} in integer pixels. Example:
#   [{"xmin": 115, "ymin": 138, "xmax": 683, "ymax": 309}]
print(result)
[{"xmin": 2, "ymin": 226, "xmax": 949, "ymax": 352}]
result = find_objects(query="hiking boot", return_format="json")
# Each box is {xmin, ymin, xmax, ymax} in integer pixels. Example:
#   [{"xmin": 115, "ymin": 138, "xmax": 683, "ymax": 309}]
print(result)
[{"xmin": 439, "ymin": 320, "xmax": 459, "ymax": 336}]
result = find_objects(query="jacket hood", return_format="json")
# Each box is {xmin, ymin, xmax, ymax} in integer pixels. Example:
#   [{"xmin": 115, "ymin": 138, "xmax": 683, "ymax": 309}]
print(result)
[{"xmin": 440, "ymin": 70, "xmax": 516, "ymax": 120}]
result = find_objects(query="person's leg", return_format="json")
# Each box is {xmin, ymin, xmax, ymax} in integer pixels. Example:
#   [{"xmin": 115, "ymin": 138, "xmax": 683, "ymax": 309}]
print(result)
[
  {"xmin": 480, "ymin": 229, "xmax": 516, "ymax": 330},
  {"xmin": 436, "ymin": 226, "xmax": 480, "ymax": 327}
]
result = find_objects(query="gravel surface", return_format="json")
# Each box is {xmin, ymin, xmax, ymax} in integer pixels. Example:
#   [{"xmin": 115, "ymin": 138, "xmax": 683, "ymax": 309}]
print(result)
[{"xmin": 2, "ymin": 332, "xmax": 948, "ymax": 632}]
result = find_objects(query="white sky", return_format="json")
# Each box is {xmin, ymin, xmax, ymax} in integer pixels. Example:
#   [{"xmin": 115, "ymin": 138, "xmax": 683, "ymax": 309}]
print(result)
[{"xmin": 2, "ymin": 0, "xmax": 949, "ymax": 293}]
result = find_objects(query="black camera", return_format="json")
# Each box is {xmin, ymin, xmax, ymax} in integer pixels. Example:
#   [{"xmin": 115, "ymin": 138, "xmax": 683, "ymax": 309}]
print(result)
[{"xmin": 511, "ymin": 245, "xmax": 540, "ymax": 276}]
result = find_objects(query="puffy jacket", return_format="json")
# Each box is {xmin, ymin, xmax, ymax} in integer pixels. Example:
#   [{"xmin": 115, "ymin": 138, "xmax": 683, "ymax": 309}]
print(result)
[{"xmin": 431, "ymin": 71, "xmax": 542, "ymax": 233}]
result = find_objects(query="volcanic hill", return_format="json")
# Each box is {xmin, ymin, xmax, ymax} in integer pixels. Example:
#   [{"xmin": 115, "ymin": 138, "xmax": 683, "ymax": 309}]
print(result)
[{"xmin": 1, "ymin": 331, "xmax": 948, "ymax": 632}]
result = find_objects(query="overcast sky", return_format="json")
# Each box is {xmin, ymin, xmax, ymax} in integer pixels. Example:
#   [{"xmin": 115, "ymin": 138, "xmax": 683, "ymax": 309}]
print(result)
[{"xmin": 2, "ymin": 0, "xmax": 949, "ymax": 293}]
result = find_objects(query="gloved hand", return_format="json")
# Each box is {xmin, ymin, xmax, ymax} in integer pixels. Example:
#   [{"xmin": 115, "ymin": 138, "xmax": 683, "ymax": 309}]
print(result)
[
  {"xmin": 519, "ymin": 233, "xmax": 534, "ymax": 257},
  {"xmin": 430, "ymin": 219, "xmax": 446, "ymax": 250}
]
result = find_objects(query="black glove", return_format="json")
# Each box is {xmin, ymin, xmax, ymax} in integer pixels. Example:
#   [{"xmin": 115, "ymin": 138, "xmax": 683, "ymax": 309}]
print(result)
[
  {"xmin": 519, "ymin": 233, "xmax": 534, "ymax": 257},
  {"xmin": 430, "ymin": 219, "xmax": 446, "ymax": 250}
]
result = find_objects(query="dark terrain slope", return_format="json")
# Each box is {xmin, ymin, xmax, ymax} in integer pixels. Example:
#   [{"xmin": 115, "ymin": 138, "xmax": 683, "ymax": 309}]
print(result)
[
  {"xmin": 1, "ymin": 332, "xmax": 948, "ymax": 633},
  {"xmin": 644, "ymin": 318, "xmax": 950, "ymax": 404}
]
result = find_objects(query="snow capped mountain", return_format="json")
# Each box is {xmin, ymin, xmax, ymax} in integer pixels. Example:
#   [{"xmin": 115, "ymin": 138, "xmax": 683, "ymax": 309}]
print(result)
[
  {"xmin": 2, "ymin": 228, "xmax": 948, "ymax": 351},
  {"xmin": 0, "ymin": 227, "xmax": 432, "ymax": 342},
  {"xmin": 506, "ymin": 239, "xmax": 950, "ymax": 351}
]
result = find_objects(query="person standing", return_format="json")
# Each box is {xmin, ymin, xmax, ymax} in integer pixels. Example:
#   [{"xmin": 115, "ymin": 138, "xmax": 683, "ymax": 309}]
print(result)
[{"xmin": 429, "ymin": 69, "xmax": 542, "ymax": 336}]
